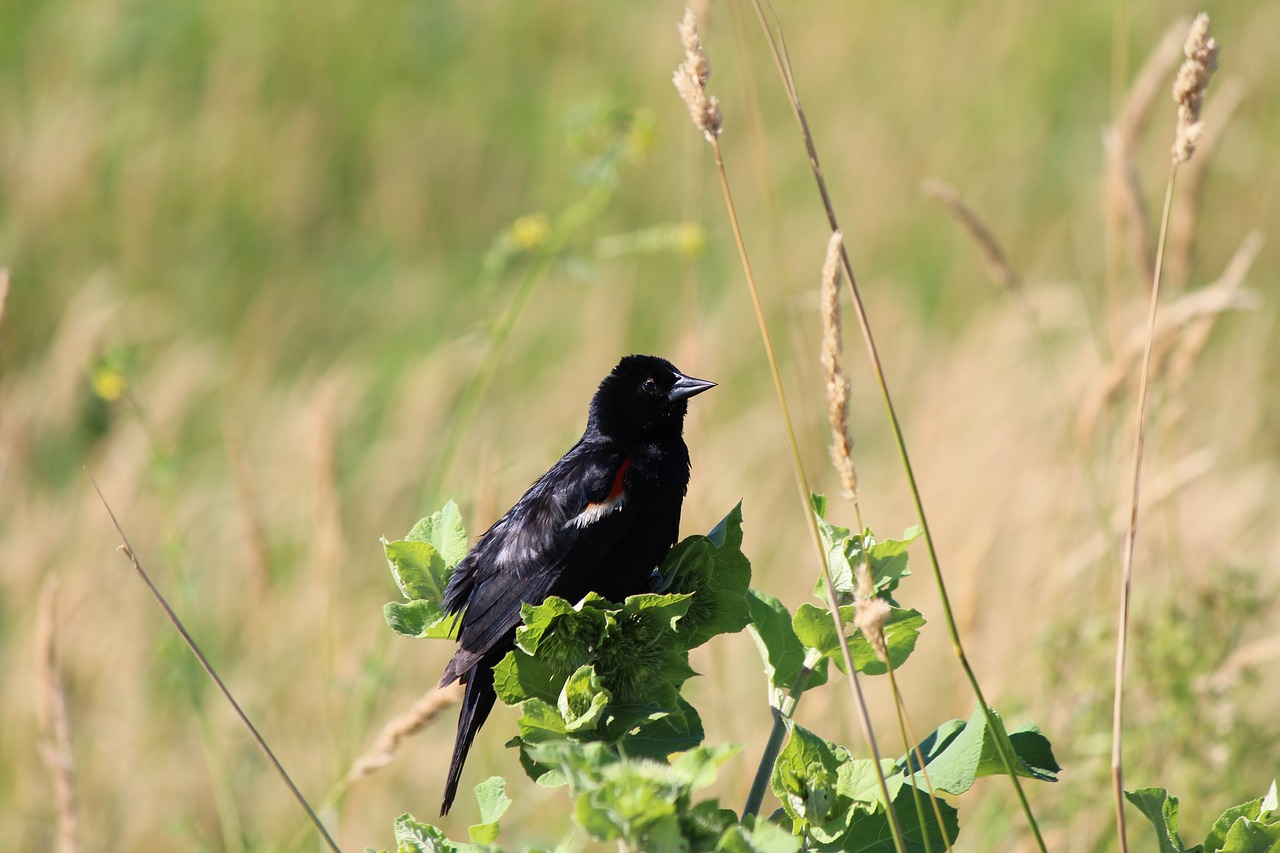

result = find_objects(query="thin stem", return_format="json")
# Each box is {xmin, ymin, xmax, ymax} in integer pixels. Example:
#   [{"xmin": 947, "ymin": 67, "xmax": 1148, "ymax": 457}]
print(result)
[
  {"xmin": 88, "ymin": 474, "xmax": 343, "ymax": 853},
  {"xmin": 1111, "ymin": 162, "xmax": 1179, "ymax": 853},
  {"xmin": 741, "ymin": 652, "xmax": 818, "ymax": 820},
  {"xmin": 745, "ymin": 5, "xmax": 1047, "ymax": 850},
  {"xmin": 707, "ymin": 137, "xmax": 906, "ymax": 853}
]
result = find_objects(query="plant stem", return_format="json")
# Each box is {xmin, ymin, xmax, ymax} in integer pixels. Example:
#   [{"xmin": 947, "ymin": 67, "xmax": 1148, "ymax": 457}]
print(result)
[
  {"xmin": 741, "ymin": 651, "xmax": 820, "ymax": 820},
  {"xmin": 744, "ymin": 6, "xmax": 1047, "ymax": 850},
  {"xmin": 706, "ymin": 137, "xmax": 906, "ymax": 853},
  {"xmin": 1112, "ymin": 161, "xmax": 1179, "ymax": 853}
]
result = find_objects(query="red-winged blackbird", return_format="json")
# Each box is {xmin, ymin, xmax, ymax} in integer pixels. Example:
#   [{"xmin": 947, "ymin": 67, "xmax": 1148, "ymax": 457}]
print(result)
[{"xmin": 436, "ymin": 354, "xmax": 715, "ymax": 815}]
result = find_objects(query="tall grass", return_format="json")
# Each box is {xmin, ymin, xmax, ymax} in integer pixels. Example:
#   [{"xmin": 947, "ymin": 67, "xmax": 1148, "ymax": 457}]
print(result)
[{"xmin": 2, "ymin": 3, "xmax": 1278, "ymax": 850}]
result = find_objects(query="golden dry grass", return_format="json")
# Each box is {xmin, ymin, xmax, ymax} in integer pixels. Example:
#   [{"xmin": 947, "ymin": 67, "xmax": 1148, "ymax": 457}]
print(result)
[{"xmin": 2, "ymin": 3, "xmax": 1279, "ymax": 851}]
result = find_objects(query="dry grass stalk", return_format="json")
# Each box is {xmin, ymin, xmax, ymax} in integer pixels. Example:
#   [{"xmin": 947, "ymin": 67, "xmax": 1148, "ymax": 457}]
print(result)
[
  {"xmin": 37, "ymin": 576, "xmax": 80, "ymax": 853},
  {"xmin": 853, "ymin": 562, "xmax": 890, "ymax": 665},
  {"xmin": 1168, "ymin": 78, "xmax": 1245, "ymax": 288},
  {"xmin": 922, "ymin": 178, "xmax": 1022, "ymax": 295},
  {"xmin": 1172, "ymin": 13, "xmax": 1221, "ymax": 164},
  {"xmin": 0, "ymin": 269, "xmax": 10, "ymax": 338},
  {"xmin": 1077, "ymin": 230, "xmax": 1260, "ymax": 436},
  {"xmin": 1112, "ymin": 16, "xmax": 1221, "ymax": 850},
  {"xmin": 673, "ymin": 9, "xmax": 722, "ymax": 141},
  {"xmin": 345, "ymin": 684, "xmax": 465, "ymax": 783},
  {"xmin": 819, "ymin": 231, "xmax": 858, "ymax": 503},
  {"xmin": 1104, "ymin": 20, "xmax": 1187, "ymax": 292}
]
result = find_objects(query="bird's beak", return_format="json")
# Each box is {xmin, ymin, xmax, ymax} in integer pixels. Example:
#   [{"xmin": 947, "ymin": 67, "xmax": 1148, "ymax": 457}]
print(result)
[{"xmin": 669, "ymin": 373, "xmax": 716, "ymax": 401}]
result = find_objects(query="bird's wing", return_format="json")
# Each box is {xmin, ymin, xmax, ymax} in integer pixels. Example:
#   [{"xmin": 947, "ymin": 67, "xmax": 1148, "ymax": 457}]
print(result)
[{"xmin": 439, "ymin": 442, "xmax": 635, "ymax": 684}]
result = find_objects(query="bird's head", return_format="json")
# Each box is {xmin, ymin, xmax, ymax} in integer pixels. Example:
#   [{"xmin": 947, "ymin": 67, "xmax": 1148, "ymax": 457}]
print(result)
[{"xmin": 589, "ymin": 354, "xmax": 715, "ymax": 444}]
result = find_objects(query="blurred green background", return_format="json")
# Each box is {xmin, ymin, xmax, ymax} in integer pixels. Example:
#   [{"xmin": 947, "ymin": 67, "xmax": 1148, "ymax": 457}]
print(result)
[{"xmin": 3, "ymin": 1, "xmax": 1278, "ymax": 850}]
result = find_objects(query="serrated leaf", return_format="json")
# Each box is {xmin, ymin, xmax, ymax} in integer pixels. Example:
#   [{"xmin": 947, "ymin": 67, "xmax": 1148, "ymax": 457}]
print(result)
[
  {"xmin": 1126, "ymin": 788, "xmax": 1201, "ymax": 853},
  {"xmin": 1217, "ymin": 817, "xmax": 1280, "ymax": 853},
  {"xmin": 902, "ymin": 704, "xmax": 1059, "ymax": 795},
  {"xmin": 467, "ymin": 777, "xmax": 511, "ymax": 845},
  {"xmin": 406, "ymin": 501, "xmax": 470, "ymax": 568},
  {"xmin": 658, "ymin": 503, "xmax": 753, "ymax": 648},
  {"xmin": 828, "ymin": 784, "xmax": 959, "ymax": 853},
  {"xmin": 745, "ymin": 589, "xmax": 828, "ymax": 705},
  {"xmin": 618, "ymin": 697, "xmax": 705, "ymax": 758},
  {"xmin": 1205, "ymin": 783, "xmax": 1280, "ymax": 853},
  {"xmin": 792, "ymin": 603, "xmax": 925, "ymax": 676},
  {"xmin": 1207, "ymin": 799, "xmax": 1265, "ymax": 853},
  {"xmin": 392, "ymin": 813, "xmax": 455, "ymax": 853}
]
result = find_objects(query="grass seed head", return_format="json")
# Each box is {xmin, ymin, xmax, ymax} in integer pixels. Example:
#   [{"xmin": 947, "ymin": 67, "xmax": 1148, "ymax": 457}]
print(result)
[
  {"xmin": 673, "ymin": 9, "xmax": 722, "ymax": 142},
  {"xmin": 1172, "ymin": 13, "xmax": 1220, "ymax": 164}
]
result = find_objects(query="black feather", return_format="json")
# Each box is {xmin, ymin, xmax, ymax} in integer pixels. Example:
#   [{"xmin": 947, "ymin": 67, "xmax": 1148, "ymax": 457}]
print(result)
[{"xmin": 435, "ymin": 355, "xmax": 713, "ymax": 815}]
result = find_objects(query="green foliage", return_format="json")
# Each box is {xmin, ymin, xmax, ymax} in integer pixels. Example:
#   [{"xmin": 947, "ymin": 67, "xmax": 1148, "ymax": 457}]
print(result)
[
  {"xmin": 382, "ymin": 501, "xmax": 469, "ymax": 640},
  {"xmin": 1129, "ymin": 782, "xmax": 1280, "ymax": 853},
  {"xmin": 379, "ymin": 501, "xmax": 1061, "ymax": 852}
]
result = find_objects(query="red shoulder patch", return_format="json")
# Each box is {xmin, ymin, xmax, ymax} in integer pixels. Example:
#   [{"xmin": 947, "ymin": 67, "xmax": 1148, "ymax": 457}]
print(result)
[{"xmin": 607, "ymin": 457, "xmax": 631, "ymax": 501}]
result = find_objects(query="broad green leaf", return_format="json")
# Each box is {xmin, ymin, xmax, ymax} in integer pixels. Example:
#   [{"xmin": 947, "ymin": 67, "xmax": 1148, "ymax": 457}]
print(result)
[
  {"xmin": 384, "ymin": 539, "xmax": 449, "ymax": 601},
  {"xmin": 679, "ymin": 800, "xmax": 739, "ymax": 853},
  {"xmin": 406, "ymin": 500, "xmax": 470, "ymax": 568},
  {"xmin": 493, "ymin": 647, "xmax": 563, "ymax": 706},
  {"xmin": 658, "ymin": 503, "xmax": 753, "ymax": 648},
  {"xmin": 810, "ymin": 495, "xmax": 855, "ymax": 600},
  {"xmin": 559, "ymin": 665, "xmax": 610, "ymax": 733},
  {"xmin": 383, "ymin": 537, "xmax": 459, "ymax": 639},
  {"xmin": 772, "ymin": 725, "xmax": 852, "ymax": 840},
  {"xmin": 392, "ymin": 813, "xmax": 455, "ymax": 853},
  {"xmin": 828, "ymin": 784, "xmax": 959, "ymax": 853},
  {"xmin": 1126, "ymin": 788, "xmax": 1201, "ymax": 853},
  {"xmin": 618, "ymin": 697, "xmax": 705, "ymax": 758},
  {"xmin": 383, "ymin": 599, "xmax": 460, "ymax": 640},
  {"xmin": 792, "ymin": 603, "xmax": 925, "ymax": 675},
  {"xmin": 515, "ymin": 698, "xmax": 567, "ymax": 744},
  {"xmin": 671, "ymin": 743, "xmax": 741, "ymax": 791},
  {"xmin": 745, "ymin": 589, "xmax": 829, "ymax": 704},
  {"xmin": 1205, "ymin": 782, "xmax": 1280, "ymax": 853},
  {"xmin": 902, "ymin": 704, "xmax": 1059, "ymax": 795},
  {"xmin": 515, "ymin": 596, "xmax": 609, "ymax": 660},
  {"xmin": 467, "ymin": 777, "xmax": 511, "ymax": 845},
  {"xmin": 810, "ymin": 496, "xmax": 920, "ymax": 601},
  {"xmin": 717, "ymin": 818, "xmax": 802, "ymax": 853},
  {"xmin": 1217, "ymin": 817, "xmax": 1280, "ymax": 853}
]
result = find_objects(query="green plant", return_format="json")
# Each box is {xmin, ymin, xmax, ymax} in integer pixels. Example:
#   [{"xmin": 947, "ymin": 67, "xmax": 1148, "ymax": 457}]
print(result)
[{"xmin": 372, "ymin": 501, "xmax": 1058, "ymax": 853}]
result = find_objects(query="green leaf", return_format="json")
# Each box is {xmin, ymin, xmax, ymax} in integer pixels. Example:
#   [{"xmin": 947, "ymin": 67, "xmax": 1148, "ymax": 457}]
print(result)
[
  {"xmin": 745, "ymin": 589, "xmax": 829, "ymax": 705},
  {"xmin": 717, "ymin": 818, "xmax": 802, "ymax": 853},
  {"xmin": 1125, "ymin": 788, "xmax": 1202, "ymax": 853},
  {"xmin": 772, "ymin": 724, "xmax": 855, "ymax": 841},
  {"xmin": 383, "ymin": 599, "xmax": 460, "ymax": 640},
  {"xmin": 619, "ymin": 697, "xmax": 705, "ymax": 758},
  {"xmin": 828, "ymin": 784, "xmax": 959, "ymax": 853},
  {"xmin": 1205, "ymin": 782, "xmax": 1280, "ymax": 853},
  {"xmin": 658, "ymin": 503, "xmax": 753, "ymax": 648},
  {"xmin": 405, "ymin": 500, "xmax": 471, "ymax": 569},
  {"xmin": 671, "ymin": 743, "xmax": 741, "ymax": 791},
  {"xmin": 810, "ymin": 496, "xmax": 921, "ymax": 602},
  {"xmin": 559, "ymin": 665, "xmax": 611, "ymax": 733},
  {"xmin": 902, "ymin": 704, "xmax": 1059, "ymax": 795},
  {"xmin": 382, "ymin": 537, "xmax": 459, "ymax": 639},
  {"xmin": 392, "ymin": 813, "xmax": 456, "ymax": 853},
  {"xmin": 467, "ymin": 777, "xmax": 512, "ymax": 845},
  {"xmin": 592, "ymin": 593, "xmax": 694, "ymax": 707},
  {"xmin": 792, "ymin": 603, "xmax": 925, "ymax": 676}
]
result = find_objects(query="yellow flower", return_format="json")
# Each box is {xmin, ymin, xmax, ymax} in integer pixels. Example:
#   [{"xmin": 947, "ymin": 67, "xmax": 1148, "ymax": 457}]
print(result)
[
  {"xmin": 90, "ymin": 364, "xmax": 126, "ymax": 402},
  {"xmin": 512, "ymin": 213, "xmax": 551, "ymax": 250}
]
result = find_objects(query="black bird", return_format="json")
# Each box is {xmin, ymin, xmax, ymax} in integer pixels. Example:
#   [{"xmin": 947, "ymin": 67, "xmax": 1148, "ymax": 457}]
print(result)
[{"xmin": 436, "ymin": 354, "xmax": 714, "ymax": 815}]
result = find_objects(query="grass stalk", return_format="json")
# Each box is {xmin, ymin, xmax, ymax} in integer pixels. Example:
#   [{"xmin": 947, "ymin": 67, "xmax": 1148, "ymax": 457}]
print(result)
[
  {"xmin": 673, "ymin": 12, "xmax": 906, "ymax": 849},
  {"xmin": 745, "ymin": 4, "xmax": 1048, "ymax": 849},
  {"xmin": 1112, "ymin": 15, "xmax": 1219, "ymax": 849},
  {"xmin": 88, "ymin": 474, "xmax": 343, "ymax": 853}
]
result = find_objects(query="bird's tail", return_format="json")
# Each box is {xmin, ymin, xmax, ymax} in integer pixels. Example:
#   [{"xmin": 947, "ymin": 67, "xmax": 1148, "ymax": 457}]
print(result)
[{"xmin": 440, "ymin": 663, "xmax": 497, "ymax": 816}]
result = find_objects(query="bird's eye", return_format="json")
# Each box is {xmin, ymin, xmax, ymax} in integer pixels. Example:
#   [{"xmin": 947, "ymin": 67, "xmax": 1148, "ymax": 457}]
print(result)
[{"xmin": 642, "ymin": 377, "xmax": 658, "ymax": 394}]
